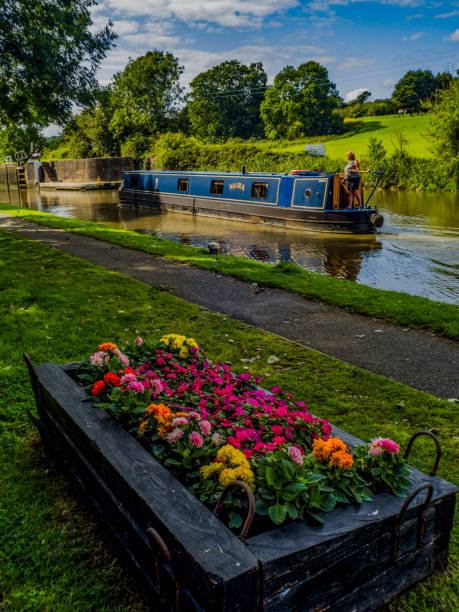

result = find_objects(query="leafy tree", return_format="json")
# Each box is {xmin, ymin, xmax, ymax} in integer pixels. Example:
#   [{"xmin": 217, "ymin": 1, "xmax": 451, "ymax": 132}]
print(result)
[
  {"xmin": 392, "ymin": 70, "xmax": 436, "ymax": 113},
  {"xmin": 0, "ymin": 125, "xmax": 43, "ymax": 160},
  {"xmin": 260, "ymin": 62, "xmax": 343, "ymax": 140},
  {"xmin": 434, "ymin": 72, "xmax": 453, "ymax": 92},
  {"xmin": 0, "ymin": 1, "xmax": 116, "ymax": 127},
  {"xmin": 188, "ymin": 61, "xmax": 267, "ymax": 142},
  {"xmin": 109, "ymin": 51, "xmax": 184, "ymax": 147},
  {"xmin": 425, "ymin": 79, "xmax": 459, "ymax": 162},
  {"xmin": 355, "ymin": 90, "xmax": 371, "ymax": 104}
]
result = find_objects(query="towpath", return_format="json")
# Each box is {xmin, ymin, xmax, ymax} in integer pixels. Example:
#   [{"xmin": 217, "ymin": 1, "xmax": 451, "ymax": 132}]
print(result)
[{"xmin": 1, "ymin": 212, "xmax": 457, "ymax": 399}]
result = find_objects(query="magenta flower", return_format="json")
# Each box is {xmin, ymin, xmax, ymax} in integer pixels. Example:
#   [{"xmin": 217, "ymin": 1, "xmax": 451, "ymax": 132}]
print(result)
[
  {"xmin": 380, "ymin": 438, "xmax": 399, "ymax": 453},
  {"xmin": 135, "ymin": 336, "xmax": 143, "ymax": 345},
  {"xmin": 113, "ymin": 348, "xmax": 130, "ymax": 366},
  {"xmin": 190, "ymin": 432, "xmax": 203, "ymax": 448},
  {"xmin": 120, "ymin": 373, "xmax": 137, "ymax": 385}
]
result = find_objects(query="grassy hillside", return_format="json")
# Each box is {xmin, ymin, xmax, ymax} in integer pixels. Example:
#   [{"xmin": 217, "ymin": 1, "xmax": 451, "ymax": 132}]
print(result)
[{"xmin": 269, "ymin": 114, "xmax": 433, "ymax": 159}]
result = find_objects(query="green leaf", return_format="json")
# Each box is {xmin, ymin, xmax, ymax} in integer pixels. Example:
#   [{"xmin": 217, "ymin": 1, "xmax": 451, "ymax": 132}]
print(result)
[
  {"xmin": 228, "ymin": 512, "xmax": 243, "ymax": 529},
  {"xmin": 268, "ymin": 503, "xmax": 287, "ymax": 525},
  {"xmin": 255, "ymin": 498, "xmax": 270, "ymax": 516},
  {"xmin": 265, "ymin": 466, "xmax": 279, "ymax": 488}
]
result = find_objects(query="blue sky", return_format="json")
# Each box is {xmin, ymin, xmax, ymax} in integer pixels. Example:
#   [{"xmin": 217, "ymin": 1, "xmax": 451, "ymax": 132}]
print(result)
[{"xmin": 91, "ymin": 0, "xmax": 458, "ymax": 102}]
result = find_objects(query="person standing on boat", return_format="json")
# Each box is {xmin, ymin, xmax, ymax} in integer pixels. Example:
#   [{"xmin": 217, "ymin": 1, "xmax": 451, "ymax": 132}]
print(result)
[{"xmin": 344, "ymin": 151, "xmax": 362, "ymax": 209}]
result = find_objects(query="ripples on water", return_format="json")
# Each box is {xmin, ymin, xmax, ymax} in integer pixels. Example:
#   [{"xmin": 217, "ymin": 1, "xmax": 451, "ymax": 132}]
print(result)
[{"xmin": 1, "ymin": 187, "xmax": 458, "ymax": 304}]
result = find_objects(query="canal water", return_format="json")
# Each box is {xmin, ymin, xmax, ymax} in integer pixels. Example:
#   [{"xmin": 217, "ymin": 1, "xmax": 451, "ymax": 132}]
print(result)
[{"xmin": 2, "ymin": 187, "xmax": 458, "ymax": 305}]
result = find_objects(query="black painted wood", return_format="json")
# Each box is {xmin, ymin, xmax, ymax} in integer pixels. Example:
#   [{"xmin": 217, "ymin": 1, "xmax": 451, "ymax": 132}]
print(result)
[{"xmin": 29, "ymin": 362, "xmax": 457, "ymax": 612}]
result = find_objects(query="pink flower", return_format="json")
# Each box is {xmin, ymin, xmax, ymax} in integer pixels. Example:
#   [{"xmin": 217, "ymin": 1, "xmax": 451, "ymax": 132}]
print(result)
[
  {"xmin": 150, "ymin": 378, "xmax": 165, "ymax": 393},
  {"xmin": 187, "ymin": 411, "xmax": 201, "ymax": 420},
  {"xmin": 167, "ymin": 428, "xmax": 184, "ymax": 444},
  {"xmin": 90, "ymin": 351, "xmax": 107, "ymax": 367},
  {"xmin": 135, "ymin": 336, "xmax": 143, "ymax": 345},
  {"xmin": 242, "ymin": 449, "xmax": 253, "ymax": 459},
  {"xmin": 271, "ymin": 425, "xmax": 283, "ymax": 436},
  {"xmin": 287, "ymin": 446, "xmax": 304, "ymax": 465},
  {"xmin": 113, "ymin": 348, "xmax": 130, "ymax": 366},
  {"xmin": 211, "ymin": 433, "xmax": 224, "ymax": 446},
  {"xmin": 239, "ymin": 373, "xmax": 251, "ymax": 382},
  {"xmin": 120, "ymin": 373, "xmax": 137, "ymax": 385},
  {"xmin": 380, "ymin": 438, "xmax": 399, "ymax": 453},
  {"xmin": 199, "ymin": 420, "xmax": 212, "ymax": 435},
  {"xmin": 190, "ymin": 432, "xmax": 203, "ymax": 448},
  {"xmin": 172, "ymin": 417, "xmax": 188, "ymax": 426},
  {"xmin": 272, "ymin": 436, "xmax": 286, "ymax": 446},
  {"xmin": 127, "ymin": 381, "xmax": 145, "ymax": 393}
]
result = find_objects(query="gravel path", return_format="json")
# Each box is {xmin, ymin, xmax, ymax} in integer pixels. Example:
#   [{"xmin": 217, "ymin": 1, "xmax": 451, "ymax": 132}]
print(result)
[{"xmin": 1, "ymin": 212, "xmax": 457, "ymax": 399}]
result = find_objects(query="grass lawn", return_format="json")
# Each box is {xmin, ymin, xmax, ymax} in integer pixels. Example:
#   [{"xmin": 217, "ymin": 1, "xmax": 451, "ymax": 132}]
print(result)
[
  {"xmin": 1, "ymin": 204, "xmax": 458, "ymax": 340},
  {"xmin": 0, "ymin": 228, "xmax": 457, "ymax": 611},
  {"xmin": 268, "ymin": 114, "xmax": 433, "ymax": 160}
]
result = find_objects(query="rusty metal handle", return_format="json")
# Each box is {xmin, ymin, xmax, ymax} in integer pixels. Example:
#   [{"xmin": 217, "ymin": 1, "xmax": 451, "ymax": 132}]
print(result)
[
  {"xmin": 213, "ymin": 480, "xmax": 255, "ymax": 543},
  {"xmin": 392, "ymin": 483, "xmax": 433, "ymax": 561},
  {"xmin": 146, "ymin": 527, "xmax": 180, "ymax": 611},
  {"xmin": 404, "ymin": 430, "xmax": 442, "ymax": 476}
]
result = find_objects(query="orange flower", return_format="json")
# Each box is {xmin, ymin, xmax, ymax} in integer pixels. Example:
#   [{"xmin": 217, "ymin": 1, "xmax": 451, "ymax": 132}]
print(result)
[
  {"xmin": 146, "ymin": 403, "xmax": 175, "ymax": 438},
  {"xmin": 329, "ymin": 450, "xmax": 353, "ymax": 469},
  {"xmin": 137, "ymin": 420, "xmax": 148, "ymax": 437},
  {"xmin": 312, "ymin": 437, "xmax": 348, "ymax": 462},
  {"xmin": 98, "ymin": 342, "xmax": 118, "ymax": 352},
  {"xmin": 312, "ymin": 439, "xmax": 330, "ymax": 462}
]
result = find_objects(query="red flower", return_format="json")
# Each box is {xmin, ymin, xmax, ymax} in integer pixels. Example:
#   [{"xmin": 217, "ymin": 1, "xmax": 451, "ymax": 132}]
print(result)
[
  {"xmin": 91, "ymin": 380, "xmax": 106, "ymax": 395},
  {"xmin": 104, "ymin": 372, "xmax": 121, "ymax": 387}
]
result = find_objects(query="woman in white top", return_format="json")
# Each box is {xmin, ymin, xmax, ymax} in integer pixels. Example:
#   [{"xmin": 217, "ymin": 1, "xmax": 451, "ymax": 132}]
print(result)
[{"xmin": 344, "ymin": 151, "xmax": 362, "ymax": 209}]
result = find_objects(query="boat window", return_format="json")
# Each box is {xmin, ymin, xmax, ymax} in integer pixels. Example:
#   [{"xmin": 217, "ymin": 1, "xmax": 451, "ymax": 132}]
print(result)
[
  {"xmin": 177, "ymin": 178, "xmax": 189, "ymax": 193},
  {"xmin": 210, "ymin": 180, "xmax": 224, "ymax": 195},
  {"xmin": 130, "ymin": 175, "xmax": 138, "ymax": 188},
  {"xmin": 305, "ymin": 189, "xmax": 312, "ymax": 198},
  {"xmin": 153, "ymin": 177, "xmax": 159, "ymax": 191},
  {"xmin": 251, "ymin": 182, "xmax": 268, "ymax": 199}
]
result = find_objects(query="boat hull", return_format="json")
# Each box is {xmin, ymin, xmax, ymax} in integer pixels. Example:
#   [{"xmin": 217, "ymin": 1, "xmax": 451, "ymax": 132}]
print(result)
[{"xmin": 119, "ymin": 190, "xmax": 378, "ymax": 234}]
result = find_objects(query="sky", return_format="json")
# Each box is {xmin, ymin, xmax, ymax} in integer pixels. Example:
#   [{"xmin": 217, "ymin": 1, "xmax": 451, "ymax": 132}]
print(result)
[{"xmin": 43, "ymin": 0, "xmax": 458, "ymax": 135}]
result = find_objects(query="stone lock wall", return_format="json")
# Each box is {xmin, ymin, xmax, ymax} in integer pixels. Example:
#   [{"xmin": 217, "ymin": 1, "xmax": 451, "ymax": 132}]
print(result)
[{"xmin": 24, "ymin": 157, "xmax": 135, "ymax": 184}]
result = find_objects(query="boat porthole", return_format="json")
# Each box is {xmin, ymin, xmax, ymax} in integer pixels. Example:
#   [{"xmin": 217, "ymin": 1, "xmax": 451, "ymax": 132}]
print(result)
[{"xmin": 305, "ymin": 189, "xmax": 312, "ymax": 198}]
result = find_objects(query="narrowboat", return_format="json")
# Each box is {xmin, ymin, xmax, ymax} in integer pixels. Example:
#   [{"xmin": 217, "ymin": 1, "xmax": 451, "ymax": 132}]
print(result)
[{"xmin": 119, "ymin": 169, "xmax": 384, "ymax": 234}]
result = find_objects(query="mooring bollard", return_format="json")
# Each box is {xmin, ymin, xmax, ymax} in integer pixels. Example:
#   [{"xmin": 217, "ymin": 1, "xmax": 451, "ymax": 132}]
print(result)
[{"xmin": 208, "ymin": 241, "xmax": 219, "ymax": 255}]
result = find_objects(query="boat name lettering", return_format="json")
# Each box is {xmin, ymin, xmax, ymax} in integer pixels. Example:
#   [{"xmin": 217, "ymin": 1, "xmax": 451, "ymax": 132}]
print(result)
[{"xmin": 229, "ymin": 182, "xmax": 245, "ymax": 192}]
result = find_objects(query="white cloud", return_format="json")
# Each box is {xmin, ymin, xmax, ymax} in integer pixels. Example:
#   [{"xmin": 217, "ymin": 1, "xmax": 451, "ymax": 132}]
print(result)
[
  {"xmin": 402, "ymin": 31, "xmax": 424, "ymax": 40},
  {"xmin": 113, "ymin": 20, "xmax": 140, "ymax": 35},
  {"xmin": 97, "ymin": 0, "xmax": 299, "ymax": 28},
  {"xmin": 337, "ymin": 57, "xmax": 376, "ymax": 70},
  {"xmin": 444, "ymin": 28, "xmax": 459, "ymax": 41},
  {"xmin": 345, "ymin": 87, "xmax": 371, "ymax": 102},
  {"xmin": 382, "ymin": 78, "xmax": 396, "ymax": 88},
  {"xmin": 434, "ymin": 10, "xmax": 459, "ymax": 19}
]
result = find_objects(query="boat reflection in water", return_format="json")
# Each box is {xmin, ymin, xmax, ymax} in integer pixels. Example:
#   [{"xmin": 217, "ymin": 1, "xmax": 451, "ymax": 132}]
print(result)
[{"xmin": 3, "ymin": 187, "xmax": 457, "ymax": 304}]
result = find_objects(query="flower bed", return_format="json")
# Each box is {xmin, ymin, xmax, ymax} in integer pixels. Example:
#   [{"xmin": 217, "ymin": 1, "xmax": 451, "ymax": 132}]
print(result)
[
  {"xmin": 26, "ymin": 337, "xmax": 457, "ymax": 611},
  {"xmin": 79, "ymin": 334, "xmax": 412, "ymax": 532}
]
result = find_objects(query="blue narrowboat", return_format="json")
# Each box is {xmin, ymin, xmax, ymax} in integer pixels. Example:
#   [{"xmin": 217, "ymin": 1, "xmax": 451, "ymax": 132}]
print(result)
[{"xmin": 119, "ymin": 169, "xmax": 384, "ymax": 234}]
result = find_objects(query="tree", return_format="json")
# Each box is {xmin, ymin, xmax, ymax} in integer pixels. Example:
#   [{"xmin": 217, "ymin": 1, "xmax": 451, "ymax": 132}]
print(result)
[
  {"xmin": 0, "ymin": 1, "xmax": 116, "ymax": 127},
  {"xmin": 260, "ymin": 62, "xmax": 343, "ymax": 140},
  {"xmin": 188, "ymin": 61, "xmax": 267, "ymax": 142},
  {"xmin": 109, "ymin": 51, "xmax": 184, "ymax": 148},
  {"xmin": 355, "ymin": 90, "xmax": 371, "ymax": 105},
  {"xmin": 425, "ymin": 78, "xmax": 459, "ymax": 162},
  {"xmin": 392, "ymin": 70, "xmax": 436, "ymax": 113}
]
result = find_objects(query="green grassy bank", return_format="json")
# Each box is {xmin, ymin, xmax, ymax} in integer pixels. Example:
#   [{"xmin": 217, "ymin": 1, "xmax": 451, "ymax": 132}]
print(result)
[
  {"xmin": 1, "ymin": 204, "xmax": 458, "ymax": 340},
  {"xmin": 271, "ymin": 114, "xmax": 433, "ymax": 159},
  {"xmin": 0, "ymin": 228, "xmax": 458, "ymax": 610}
]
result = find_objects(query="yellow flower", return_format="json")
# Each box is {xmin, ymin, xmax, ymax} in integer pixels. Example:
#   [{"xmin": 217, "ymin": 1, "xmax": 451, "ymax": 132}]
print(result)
[
  {"xmin": 200, "ymin": 463, "xmax": 223, "ymax": 479},
  {"xmin": 219, "ymin": 468, "xmax": 238, "ymax": 487},
  {"xmin": 179, "ymin": 346, "xmax": 189, "ymax": 359},
  {"xmin": 217, "ymin": 444, "xmax": 248, "ymax": 467}
]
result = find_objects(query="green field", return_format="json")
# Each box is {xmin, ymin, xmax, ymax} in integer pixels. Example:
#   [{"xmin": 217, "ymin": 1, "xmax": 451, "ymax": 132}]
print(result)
[{"xmin": 269, "ymin": 114, "xmax": 433, "ymax": 160}]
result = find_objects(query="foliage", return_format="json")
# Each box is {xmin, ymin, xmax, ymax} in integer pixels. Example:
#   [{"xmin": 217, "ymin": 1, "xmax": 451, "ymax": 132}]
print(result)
[
  {"xmin": 0, "ymin": 229, "xmax": 457, "ymax": 610},
  {"xmin": 392, "ymin": 70, "xmax": 437, "ymax": 113},
  {"xmin": 2, "ymin": 204, "xmax": 458, "ymax": 339},
  {"xmin": 78, "ymin": 335, "xmax": 409, "ymax": 528},
  {"xmin": 0, "ymin": 1, "xmax": 116, "ymax": 127},
  {"xmin": 424, "ymin": 79, "xmax": 459, "ymax": 163},
  {"xmin": 188, "ymin": 60, "xmax": 267, "ymax": 142},
  {"xmin": 354, "ymin": 441, "xmax": 411, "ymax": 497},
  {"xmin": 0, "ymin": 125, "xmax": 44, "ymax": 160},
  {"xmin": 260, "ymin": 62, "xmax": 344, "ymax": 139},
  {"xmin": 355, "ymin": 90, "xmax": 371, "ymax": 105},
  {"xmin": 109, "ymin": 51, "xmax": 183, "ymax": 147},
  {"xmin": 341, "ymin": 98, "xmax": 397, "ymax": 118}
]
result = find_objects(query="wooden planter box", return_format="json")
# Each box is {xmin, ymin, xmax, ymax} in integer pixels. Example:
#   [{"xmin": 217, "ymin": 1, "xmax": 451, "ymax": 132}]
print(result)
[{"xmin": 27, "ymin": 360, "xmax": 456, "ymax": 611}]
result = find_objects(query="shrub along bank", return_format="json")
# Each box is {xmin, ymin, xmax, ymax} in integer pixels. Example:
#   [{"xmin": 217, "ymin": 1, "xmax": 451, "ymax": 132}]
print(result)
[
  {"xmin": 0, "ymin": 229, "xmax": 457, "ymax": 610},
  {"xmin": 152, "ymin": 132, "xmax": 458, "ymax": 192},
  {"xmin": 1, "ymin": 204, "xmax": 458, "ymax": 340}
]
